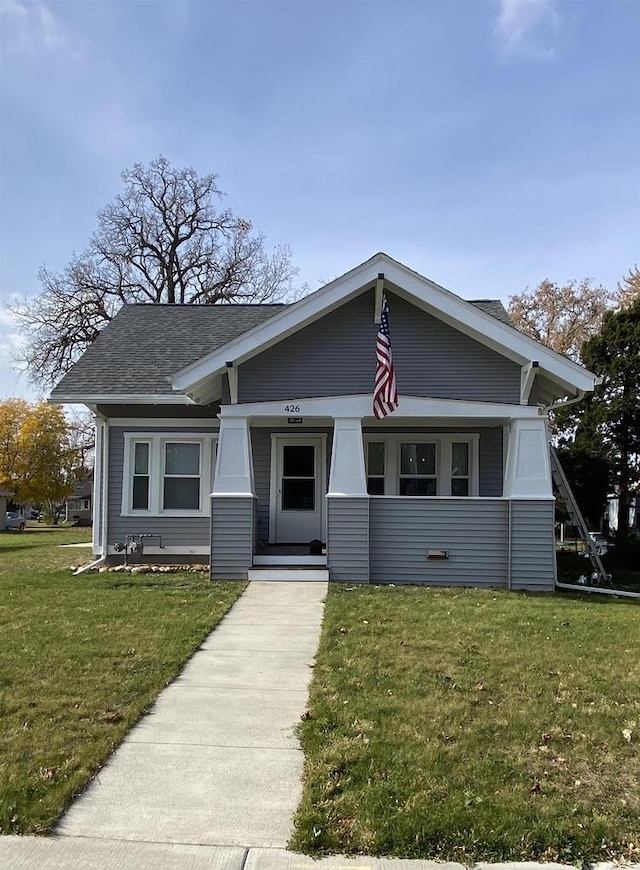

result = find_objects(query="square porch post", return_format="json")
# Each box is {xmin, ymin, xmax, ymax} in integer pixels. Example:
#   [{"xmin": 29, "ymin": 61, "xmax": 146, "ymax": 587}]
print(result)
[
  {"xmin": 210, "ymin": 415, "xmax": 255, "ymax": 581},
  {"xmin": 503, "ymin": 417, "xmax": 556, "ymax": 591},
  {"xmin": 326, "ymin": 417, "xmax": 370, "ymax": 583}
]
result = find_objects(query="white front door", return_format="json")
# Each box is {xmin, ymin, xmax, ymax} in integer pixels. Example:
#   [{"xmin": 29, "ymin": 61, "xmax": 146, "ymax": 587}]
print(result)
[{"xmin": 270, "ymin": 435, "xmax": 326, "ymax": 543}]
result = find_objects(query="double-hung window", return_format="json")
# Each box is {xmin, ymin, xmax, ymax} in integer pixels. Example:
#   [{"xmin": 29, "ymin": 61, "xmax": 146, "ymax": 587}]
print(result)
[
  {"xmin": 163, "ymin": 442, "xmax": 201, "ymax": 510},
  {"xmin": 122, "ymin": 433, "xmax": 216, "ymax": 516},
  {"xmin": 132, "ymin": 441, "xmax": 151, "ymax": 510}
]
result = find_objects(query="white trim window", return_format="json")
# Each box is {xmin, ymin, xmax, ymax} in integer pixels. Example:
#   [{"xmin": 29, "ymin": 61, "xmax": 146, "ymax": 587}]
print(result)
[
  {"xmin": 122, "ymin": 433, "xmax": 217, "ymax": 517},
  {"xmin": 364, "ymin": 434, "xmax": 479, "ymax": 497}
]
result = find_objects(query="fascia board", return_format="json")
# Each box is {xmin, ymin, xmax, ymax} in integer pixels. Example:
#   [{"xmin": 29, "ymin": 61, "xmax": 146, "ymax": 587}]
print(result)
[
  {"xmin": 49, "ymin": 393, "xmax": 196, "ymax": 405},
  {"xmin": 172, "ymin": 252, "xmax": 597, "ymax": 396}
]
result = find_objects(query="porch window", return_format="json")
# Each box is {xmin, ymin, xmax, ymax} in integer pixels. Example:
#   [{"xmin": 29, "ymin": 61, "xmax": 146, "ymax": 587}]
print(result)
[
  {"xmin": 451, "ymin": 442, "xmax": 470, "ymax": 497},
  {"xmin": 363, "ymin": 433, "xmax": 479, "ymax": 497},
  {"xmin": 399, "ymin": 442, "xmax": 437, "ymax": 496},
  {"xmin": 163, "ymin": 442, "xmax": 201, "ymax": 510},
  {"xmin": 366, "ymin": 442, "xmax": 386, "ymax": 495}
]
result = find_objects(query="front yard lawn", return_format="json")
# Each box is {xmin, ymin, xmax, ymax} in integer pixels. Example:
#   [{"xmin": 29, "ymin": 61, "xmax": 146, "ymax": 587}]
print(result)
[
  {"xmin": 292, "ymin": 584, "xmax": 640, "ymax": 863},
  {"xmin": 0, "ymin": 528, "xmax": 245, "ymax": 834}
]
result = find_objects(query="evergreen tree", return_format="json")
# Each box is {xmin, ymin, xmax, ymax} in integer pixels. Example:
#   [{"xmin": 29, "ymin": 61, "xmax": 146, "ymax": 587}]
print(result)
[{"xmin": 577, "ymin": 301, "xmax": 640, "ymax": 547}]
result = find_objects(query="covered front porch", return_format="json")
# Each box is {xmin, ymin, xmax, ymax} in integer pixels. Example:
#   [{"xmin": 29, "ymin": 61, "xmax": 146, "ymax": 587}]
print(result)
[{"xmin": 210, "ymin": 395, "xmax": 556, "ymax": 590}]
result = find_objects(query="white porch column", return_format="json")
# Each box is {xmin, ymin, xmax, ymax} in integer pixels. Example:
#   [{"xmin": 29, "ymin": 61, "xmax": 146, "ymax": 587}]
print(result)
[
  {"xmin": 503, "ymin": 417, "xmax": 553, "ymax": 499},
  {"xmin": 212, "ymin": 415, "xmax": 254, "ymax": 496},
  {"xmin": 328, "ymin": 417, "xmax": 367, "ymax": 496}
]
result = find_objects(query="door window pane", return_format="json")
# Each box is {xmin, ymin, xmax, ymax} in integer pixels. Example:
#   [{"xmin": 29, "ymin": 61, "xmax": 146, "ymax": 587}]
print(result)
[
  {"xmin": 282, "ymin": 479, "xmax": 315, "ymax": 510},
  {"xmin": 283, "ymin": 445, "xmax": 314, "ymax": 477}
]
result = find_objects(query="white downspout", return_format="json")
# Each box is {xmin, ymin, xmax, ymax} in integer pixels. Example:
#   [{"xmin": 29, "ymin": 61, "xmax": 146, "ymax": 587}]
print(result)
[{"xmin": 75, "ymin": 413, "xmax": 109, "ymax": 576}]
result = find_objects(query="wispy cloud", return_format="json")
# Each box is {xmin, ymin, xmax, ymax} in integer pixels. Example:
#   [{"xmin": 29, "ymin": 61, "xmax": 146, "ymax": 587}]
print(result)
[
  {"xmin": 0, "ymin": 0, "xmax": 73, "ymax": 55},
  {"xmin": 495, "ymin": 0, "xmax": 561, "ymax": 57}
]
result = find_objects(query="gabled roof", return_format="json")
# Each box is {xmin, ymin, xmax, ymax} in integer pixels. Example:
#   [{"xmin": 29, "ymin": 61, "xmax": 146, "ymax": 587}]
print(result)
[
  {"xmin": 172, "ymin": 252, "xmax": 598, "ymax": 400},
  {"xmin": 51, "ymin": 252, "xmax": 598, "ymax": 405},
  {"xmin": 51, "ymin": 304, "xmax": 286, "ymax": 401}
]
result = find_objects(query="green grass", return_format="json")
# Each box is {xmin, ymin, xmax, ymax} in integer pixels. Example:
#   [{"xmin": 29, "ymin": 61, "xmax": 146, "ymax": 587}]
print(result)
[
  {"xmin": 0, "ymin": 527, "xmax": 245, "ymax": 834},
  {"xmin": 292, "ymin": 584, "xmax": 640, "ymax": 863}
]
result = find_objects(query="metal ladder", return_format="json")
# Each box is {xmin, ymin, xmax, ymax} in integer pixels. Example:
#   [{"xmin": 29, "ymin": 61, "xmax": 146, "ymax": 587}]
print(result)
[{"xmin": 549, "ymin": 446, "xmax": 608, "ymax": 584}]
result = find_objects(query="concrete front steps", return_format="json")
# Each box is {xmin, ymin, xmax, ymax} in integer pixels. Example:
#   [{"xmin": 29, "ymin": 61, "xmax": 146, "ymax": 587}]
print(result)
[
  {"xmin": 248, "ymin": 567, "xmax": 328, "ymax": 581},
  {"xmin": 249, "ymin": 554, "xmax": 328, "ymax": 581}
]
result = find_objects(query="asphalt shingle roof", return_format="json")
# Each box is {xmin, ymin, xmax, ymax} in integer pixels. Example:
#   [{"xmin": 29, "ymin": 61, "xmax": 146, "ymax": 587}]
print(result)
[
  {"xmin": 51, "ymin": 304, "xmax": 287, "ymax": 397},
  {"xmin": 51, "ymin": 299, "xmax": 512, "ymax": 398}
]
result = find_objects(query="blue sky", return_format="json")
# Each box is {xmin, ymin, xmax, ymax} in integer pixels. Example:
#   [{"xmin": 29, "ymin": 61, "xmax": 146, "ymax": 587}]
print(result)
[{"xmin": 1, "ymin": 0, "xmax": 639, "ymax": 400}]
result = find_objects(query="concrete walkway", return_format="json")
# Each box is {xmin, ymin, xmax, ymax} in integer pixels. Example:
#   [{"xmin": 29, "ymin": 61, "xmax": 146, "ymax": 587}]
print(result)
[
  {"xmin": 1, "ymin": 838, "xmax": 636, "ymax": 870},
  {"xmin": 56, "ymin": 579, "xmax": 328, "ymax": 848}
]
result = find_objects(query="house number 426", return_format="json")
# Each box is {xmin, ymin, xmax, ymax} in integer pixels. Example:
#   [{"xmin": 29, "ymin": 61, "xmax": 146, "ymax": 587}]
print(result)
[{"xmin": 284, "ymin": 404, "xmax": 301, "ymax": 413}]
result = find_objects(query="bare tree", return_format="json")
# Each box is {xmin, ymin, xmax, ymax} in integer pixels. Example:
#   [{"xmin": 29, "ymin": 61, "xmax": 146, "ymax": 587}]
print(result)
[
  {"xmin": 508, "ymin": 277, "xmax": 612, "ymax": 362},
  {"xmin": 9, "ymin": 157, "xmax": 297, "ymax": 387}
]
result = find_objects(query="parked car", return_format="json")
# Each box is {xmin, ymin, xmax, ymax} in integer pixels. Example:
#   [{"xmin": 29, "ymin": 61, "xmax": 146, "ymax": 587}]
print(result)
[{"xmin": 5, "ymin": 511, "xmax": 26, "ymax": 531}]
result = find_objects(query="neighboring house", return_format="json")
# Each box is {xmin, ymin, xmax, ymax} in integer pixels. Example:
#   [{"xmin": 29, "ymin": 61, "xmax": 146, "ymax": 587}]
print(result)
[
  {"xmin": 65, "ymin": 477, "xmax": 93, "ymax": 525},
  {"xmin": 50, "ymin": 253, "xmax": 599, "ymax": 590}
]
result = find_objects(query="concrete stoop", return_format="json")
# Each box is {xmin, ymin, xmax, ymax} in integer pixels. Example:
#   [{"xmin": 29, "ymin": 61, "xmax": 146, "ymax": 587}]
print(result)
[{"xmin": 247, "ymin": 567, "xmax": 328, "ymax": 581}]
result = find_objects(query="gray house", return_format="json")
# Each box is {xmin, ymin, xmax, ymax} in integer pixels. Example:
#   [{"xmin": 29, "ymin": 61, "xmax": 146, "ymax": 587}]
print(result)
[{"xmin": 51, "ymin": 253, "xmax": 599, "ymax": 590}]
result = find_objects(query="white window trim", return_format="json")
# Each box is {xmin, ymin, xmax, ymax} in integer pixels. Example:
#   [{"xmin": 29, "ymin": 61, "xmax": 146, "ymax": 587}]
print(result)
[
  {"xmin": 121, "ymin": 432, "xmax": 217, "ymax": 517},
  {"xmin": 364, "ymin": 433, "xmax": 480, "ymax": 497}
]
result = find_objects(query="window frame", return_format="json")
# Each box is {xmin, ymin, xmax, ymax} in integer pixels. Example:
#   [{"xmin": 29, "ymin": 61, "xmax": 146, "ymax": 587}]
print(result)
[
  {"xmin": 363, "ymin": 433, "xmax": 480, "ymax": 497},
  {"xmin": 121, "ymin": 433, "xmax": 217, "ymax": 517}
]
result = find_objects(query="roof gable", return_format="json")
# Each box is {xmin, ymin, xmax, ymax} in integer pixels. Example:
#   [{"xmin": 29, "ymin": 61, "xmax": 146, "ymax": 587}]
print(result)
[{"xmin": 172, "ymin": 253, "xmax": 598, "ymax": 401}]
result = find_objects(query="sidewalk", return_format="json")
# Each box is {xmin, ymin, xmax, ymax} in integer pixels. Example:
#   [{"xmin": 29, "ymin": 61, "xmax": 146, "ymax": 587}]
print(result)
[
  {"xmin": 56, "ymin": 579, "xmax": 328, "ymax": 848},
  {"xmin": 1, "ymin": 837, "xmax": 635, "ymax": 870}
]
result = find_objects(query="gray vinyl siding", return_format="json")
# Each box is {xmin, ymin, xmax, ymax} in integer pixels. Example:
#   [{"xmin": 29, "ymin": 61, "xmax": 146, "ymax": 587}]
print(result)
[
  {"xmin": 509, "ymin": 500, "xmax": 556, "ymax": 592},
  {"xmin": 107, "ymin": 426, "xmax": 211, "ymax": 549},
  {"xmin": 369, "ymin": 498, "xmax": 508, "ymax": 586},
  {"xmin": 210, "ymin": 497, "xmax": 254, "ymax": 580},
  {"xmin": 327, "ymin": 498, "xmax": 370, "ymax": 582},
  {"xmin": 238, "ymin": 290, "xmax": 521, "ymax": 404}
]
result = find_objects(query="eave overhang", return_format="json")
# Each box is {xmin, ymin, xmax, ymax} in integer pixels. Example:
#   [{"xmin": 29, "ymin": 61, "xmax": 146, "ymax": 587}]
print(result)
[{"xmin": 49, "ymin": 393, "xmax": 196, "ymax": 406}]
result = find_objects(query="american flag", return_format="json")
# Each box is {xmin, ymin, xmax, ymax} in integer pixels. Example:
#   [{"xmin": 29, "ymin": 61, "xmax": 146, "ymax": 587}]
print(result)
[{"xmin": 373, "ymin": 295, "xmax": 398, "ymax": 419}]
